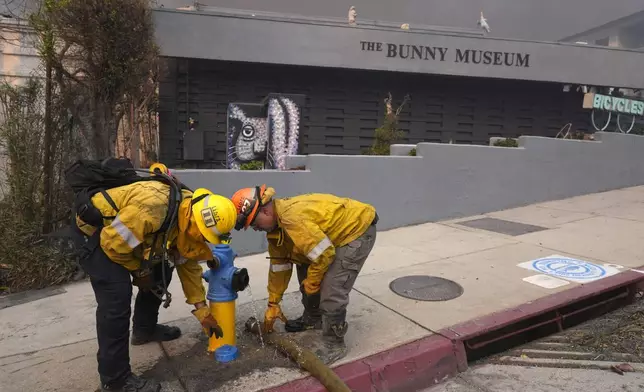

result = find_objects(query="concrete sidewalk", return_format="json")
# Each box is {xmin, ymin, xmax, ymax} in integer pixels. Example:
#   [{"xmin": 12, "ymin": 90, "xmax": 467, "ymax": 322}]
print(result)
[{"xmin": 3, "ymin": 186, "xmax": 644, "ymax": 391}]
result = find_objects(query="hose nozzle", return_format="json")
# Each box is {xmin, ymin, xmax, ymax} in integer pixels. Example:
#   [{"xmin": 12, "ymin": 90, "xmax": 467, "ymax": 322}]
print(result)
[{"xmin": 245, "ymin": 316, "xmax": 261, "ymax": 335}]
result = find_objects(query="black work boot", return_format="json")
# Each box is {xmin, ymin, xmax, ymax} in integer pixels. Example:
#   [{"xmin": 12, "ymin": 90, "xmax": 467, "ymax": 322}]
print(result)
[
  {"xmin": 131, "ymin": 324, "xmax": 181, "ymax": 346},
  {"xmin": 285, "ymin": 311, "xmax": 322, "ymax": 332},
  {"xmin": 101, "ymin": 373, "xmax": 161, "ymax": 392},
  {"xmin": 286, "ymin": 290, "xmax": 322, "ymax": 332}
]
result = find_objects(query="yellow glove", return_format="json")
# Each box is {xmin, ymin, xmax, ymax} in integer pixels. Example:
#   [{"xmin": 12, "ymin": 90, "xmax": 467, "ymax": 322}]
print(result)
[
  {"xmin": 264, "ymin": 302, "xmax": 288, "ymax": 333},
  {"xmin": 192, "ymin": 306, "xmax": 224, "ymax": 338},
  {"xmin": 302, "ymin": 278, "xmax": 320, "ymax": 295}
]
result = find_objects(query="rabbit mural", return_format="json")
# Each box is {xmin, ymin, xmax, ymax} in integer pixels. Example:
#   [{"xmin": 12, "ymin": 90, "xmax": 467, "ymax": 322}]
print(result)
[
  {"xmin": 266, "ymin": 95, "xmax": 301, "ymax": 170},
  {"xmin": 226, "ymin": 103, "xmax": 269, "ymax": 169},
  {"xmin": 226, "ymin": 94, "xmax": 304, "ymax": 170}
]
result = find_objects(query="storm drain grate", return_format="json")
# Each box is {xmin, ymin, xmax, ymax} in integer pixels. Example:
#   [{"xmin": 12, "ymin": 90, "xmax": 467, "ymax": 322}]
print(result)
[
  {"xmin": 389, "ymin": 275, "xmax": 464, "ymax": 301},
  {"xmin": 457, "ymin": 217, "xmax": 548, "ymax": 236}
]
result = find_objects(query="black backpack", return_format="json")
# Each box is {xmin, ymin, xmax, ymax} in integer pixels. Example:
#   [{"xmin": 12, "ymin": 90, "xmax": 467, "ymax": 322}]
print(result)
[
  {"xmin": 65, "ymin": 158, "xmax": 187, "ymax": 308},
  {"xmin": 64, "ymin": 158, "xmax": 177, "ymax": 234}
]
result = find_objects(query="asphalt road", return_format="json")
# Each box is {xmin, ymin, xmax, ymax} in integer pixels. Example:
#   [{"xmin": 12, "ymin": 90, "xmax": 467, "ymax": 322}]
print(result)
[{"xmin": 425, "ymin": 293, "xmax": 644, "ymax": 392}]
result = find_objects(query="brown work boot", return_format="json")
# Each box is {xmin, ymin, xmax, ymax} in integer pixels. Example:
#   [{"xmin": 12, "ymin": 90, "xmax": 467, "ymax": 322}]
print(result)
[
  {"xmin": 323, "ymin": 320, "xmax": 348, "ymax": 345},
  {"xmin": 314, "ymin": 315, "xmax": 348, "ymax": 364}
]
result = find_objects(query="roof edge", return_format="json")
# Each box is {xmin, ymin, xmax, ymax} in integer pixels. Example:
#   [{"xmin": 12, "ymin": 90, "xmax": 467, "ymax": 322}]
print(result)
[
  {"xmin": 153, "ymin": 8, "xmax": 644, "ymax": 54},
  {"xmin": 153, "ymin": 5, "xmax": 487, "ymax": 37},
  {"xmin": 560, "ymin": 9, "xmax": 644, "ymax": 42}
]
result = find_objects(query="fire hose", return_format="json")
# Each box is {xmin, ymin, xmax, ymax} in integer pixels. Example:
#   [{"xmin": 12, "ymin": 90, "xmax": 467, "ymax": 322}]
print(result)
[{"xmin": 244, "ymin": 317, "xmax": 351, "ymax": 392}]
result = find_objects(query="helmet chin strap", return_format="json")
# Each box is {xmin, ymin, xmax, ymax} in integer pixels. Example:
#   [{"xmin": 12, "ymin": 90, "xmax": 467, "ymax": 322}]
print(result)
[
  {"xmin": 190, "ymin": 193, "xmax": 208, "ymax": 206},
  {"xmin": 246, "ymin": 186, "xmax": 264, "ymax": 228},
  {"xmin": 255, "ymin": 185, "xmax": 264, "ymax": 206}
]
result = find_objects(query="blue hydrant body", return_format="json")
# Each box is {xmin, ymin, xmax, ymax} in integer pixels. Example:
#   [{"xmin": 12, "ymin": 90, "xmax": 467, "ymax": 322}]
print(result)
[
  {"xmin": 203, "ymin": 244, "xmax": 241, "ymax": 302},
  {"xmin": 202, "ymin": 244, "xmax": 249, "ymax": 357}
]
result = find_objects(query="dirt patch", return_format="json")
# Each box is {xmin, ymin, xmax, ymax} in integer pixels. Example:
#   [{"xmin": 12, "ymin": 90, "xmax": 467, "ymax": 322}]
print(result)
[
  {"xmin": 567, "ymin": 302, "xmax": 644, "ymax": 359},
  {"xmin": 143, "ymin": 330, "xmax": 299, "ymax": 391},
  {"xmin": 498, "ymin": 294, "xmax": 644, "ymax": 363},
  {"xmin": 480, "ymin": 293, "xmax": 644, "ymax": 367}
]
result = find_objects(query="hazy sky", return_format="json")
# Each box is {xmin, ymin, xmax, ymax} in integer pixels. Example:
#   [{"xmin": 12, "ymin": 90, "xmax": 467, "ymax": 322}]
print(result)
[
  {"xmin": 2, "ymin": 0, "xmax": 642, "ymax": 42},
  {"xmin": 159, "ymin": 0, "xmax": 644, "ymax": 41}
]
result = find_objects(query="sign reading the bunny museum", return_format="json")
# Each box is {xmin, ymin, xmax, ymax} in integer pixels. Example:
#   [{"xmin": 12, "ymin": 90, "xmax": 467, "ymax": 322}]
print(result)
[
  {"xmin": 359, "ymin": 41, "xmax": 531, "ymax": 68},
  {"xmin": 582, "ymin": 92, "xmax": 644, "ymax": 116}
]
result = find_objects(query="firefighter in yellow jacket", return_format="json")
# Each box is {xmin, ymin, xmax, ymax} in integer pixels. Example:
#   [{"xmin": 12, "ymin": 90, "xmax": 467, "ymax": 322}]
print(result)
[
  {"xmin": 74, "ymin": 171, "xmax": 237, "ymax": 392},
  {"xmin": 231, "ymin": 185, "xmax": 378, "ymax": 358}
]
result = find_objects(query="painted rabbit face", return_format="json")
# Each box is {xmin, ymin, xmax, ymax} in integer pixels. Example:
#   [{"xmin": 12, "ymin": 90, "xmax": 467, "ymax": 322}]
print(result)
[{"xmin": 227, "ymin": 104, "xmax": 268, "ymax": 165}]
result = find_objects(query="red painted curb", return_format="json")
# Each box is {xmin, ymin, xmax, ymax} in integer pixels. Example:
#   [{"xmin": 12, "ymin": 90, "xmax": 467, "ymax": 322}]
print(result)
[
  {"xmin": 263, "ymin": 334, "xmax": 462, "ymax": 392},
  {"xmin": 265, "ymin": 268, "xmax": 644, "ymax": 392},
  {"xmin": 438, "ymin": 267, "xmax": 644, "ymax": 340}
]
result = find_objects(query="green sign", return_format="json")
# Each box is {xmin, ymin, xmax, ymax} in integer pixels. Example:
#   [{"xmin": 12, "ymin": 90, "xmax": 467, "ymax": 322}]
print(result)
[{"xmin": 583, "ymin": 93, "xmax": 644, "ymax": 116}]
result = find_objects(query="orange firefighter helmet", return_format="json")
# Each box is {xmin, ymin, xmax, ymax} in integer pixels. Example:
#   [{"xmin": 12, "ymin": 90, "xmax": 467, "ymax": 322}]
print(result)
[{"xmin": 231, "ymin": 184, "xmax": 267, "ymax": 230}]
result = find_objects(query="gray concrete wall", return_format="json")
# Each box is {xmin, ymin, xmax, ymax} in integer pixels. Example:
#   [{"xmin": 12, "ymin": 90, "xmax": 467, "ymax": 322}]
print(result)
[
  {"xmin": 172, "ymin": 131, "xmax": 644, "ymax": 255},
  {"xmin": 153, "ymin": 9, "xmax": 644, "ymax": 89},
  {"xmin": 390, "ymin": 144, "xmax": 417, "ymax": 156}
]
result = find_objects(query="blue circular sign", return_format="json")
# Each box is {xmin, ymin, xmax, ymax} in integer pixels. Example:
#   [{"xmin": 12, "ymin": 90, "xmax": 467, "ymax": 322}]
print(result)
[{"xmin": 532, "ymin": 257, "xmax": 606, "ymax": 280}]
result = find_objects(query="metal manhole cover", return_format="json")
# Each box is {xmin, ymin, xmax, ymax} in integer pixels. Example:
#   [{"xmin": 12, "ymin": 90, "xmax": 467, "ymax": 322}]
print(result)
[
  {"xmin": 389, "ymin": 275, "xmax": 464, "ymax": 301},
  {"xmin": 457, "ymin": 217, "xmax": 548, "ymax": 236}
]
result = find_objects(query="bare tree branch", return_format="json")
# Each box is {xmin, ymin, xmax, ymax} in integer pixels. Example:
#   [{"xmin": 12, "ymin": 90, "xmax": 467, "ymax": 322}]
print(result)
[{"xmin": 31, "ymin": 0, "xmax": 159, "ymax": 158}]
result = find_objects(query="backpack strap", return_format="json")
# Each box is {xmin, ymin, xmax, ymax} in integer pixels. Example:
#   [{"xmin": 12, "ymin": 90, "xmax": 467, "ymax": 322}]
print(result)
[
  {"xmin": 153, "ymin": 176, "xmax": 180, "ymax": 234},
  {"xmin": 99, "ymin": 189, "xmax": 119, "ymax": 220}
]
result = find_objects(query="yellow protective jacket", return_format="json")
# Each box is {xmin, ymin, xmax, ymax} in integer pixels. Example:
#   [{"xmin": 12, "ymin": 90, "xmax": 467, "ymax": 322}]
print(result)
[
  {"xmin": 266, "ymin": 194, "xmax": 376, "ymax": 304},
  {"xmin": 76, "ymin": 181, "xmax": 211, "ymax": 305}
]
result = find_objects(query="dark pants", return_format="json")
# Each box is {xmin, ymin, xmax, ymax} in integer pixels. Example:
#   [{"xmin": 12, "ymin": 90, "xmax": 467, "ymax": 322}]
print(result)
[
  {"xmin": 296, "ymin": 263, "xmax": 321, "ymax": 320},
  {"xmin": 78, "ymin": 229, "xmax": 173, "ymax": 387}
]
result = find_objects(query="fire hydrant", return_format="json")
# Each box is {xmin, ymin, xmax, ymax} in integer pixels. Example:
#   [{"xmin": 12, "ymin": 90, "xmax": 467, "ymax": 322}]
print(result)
[{"xmin": 202, "ymin": 244, "xmax": 249, "ymax": 360}]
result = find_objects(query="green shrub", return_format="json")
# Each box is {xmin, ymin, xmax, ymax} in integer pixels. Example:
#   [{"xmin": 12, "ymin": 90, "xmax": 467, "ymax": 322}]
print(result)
[
  {"xmin": 364, "ymin": 93, "xmax": 410, "ymax": 156},
  {"xmin": 365, "ymin": 118, "xmax": 404, "ymax": 155},
  {"xmin": 0, "ymin": 204, "xmax": 76, "ymax": 292},
  {"xmin": 493, "ymin": 138, "xmax": 519, "ymax": 148},
  {"xmin": 0, "ymin": 80, "xmax": 77, "ymax": 293},
  {"xmin": 408, "ymin": 148, "xmax": 417, "ymax": 156},
  {"xmin": 239, "ymin": 160, "xmax": 264, "ymax": 170}
]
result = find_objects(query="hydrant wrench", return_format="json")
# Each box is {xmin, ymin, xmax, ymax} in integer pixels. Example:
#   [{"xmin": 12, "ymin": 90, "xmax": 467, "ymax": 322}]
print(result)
[{"xmin": 149, "ymin": 283, "xmax": 172, "ymax": 308}]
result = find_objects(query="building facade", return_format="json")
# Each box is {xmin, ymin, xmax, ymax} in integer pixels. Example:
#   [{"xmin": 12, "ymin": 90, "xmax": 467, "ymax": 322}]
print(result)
[
  {"xmin": 159, "ymin": 57, "xmax": 597, "ymax": 168},
  {"xmin": 155, "ymin": 7, "xmax": 644, "ymax": 168}
]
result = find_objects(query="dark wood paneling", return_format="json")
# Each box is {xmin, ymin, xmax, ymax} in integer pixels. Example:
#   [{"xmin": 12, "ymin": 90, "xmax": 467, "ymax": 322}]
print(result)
[{"xmin": 159, "ymin": 59, "xmax": 590, "ymax": 168}]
